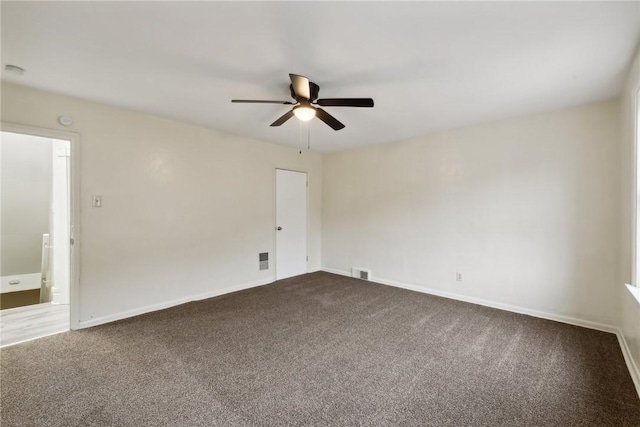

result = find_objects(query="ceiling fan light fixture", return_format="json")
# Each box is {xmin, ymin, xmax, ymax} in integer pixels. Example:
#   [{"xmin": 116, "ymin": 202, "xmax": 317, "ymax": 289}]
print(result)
[
  {"xmin": 232, "ymin": 73, "xmax": 373, "ymax": 130},
  {"xmin": 293, "ymin": 105, "xmax": 316, "ymax": 122}
]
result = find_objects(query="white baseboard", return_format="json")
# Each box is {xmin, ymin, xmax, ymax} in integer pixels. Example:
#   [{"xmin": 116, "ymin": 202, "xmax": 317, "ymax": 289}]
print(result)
[
  {"xmin": 78, "ymin": 278, "xmax": 273, "ymax": 329},
  {"xmin": 323, "ymin": 267, "xmax": 616, "ymax": 332},
  {"xmin": 323, "ymin": 267, "xmax": 640, "ymax": 398},
  {"xmin": 616, "ymin": 328, "xmax": 640, "ymax": 398}
]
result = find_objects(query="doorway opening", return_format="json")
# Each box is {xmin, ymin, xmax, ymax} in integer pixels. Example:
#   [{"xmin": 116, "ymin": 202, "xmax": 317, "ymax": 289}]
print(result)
[{"xmin": 0, "ymin": 124, "xmax": 79, "ymax": 346}]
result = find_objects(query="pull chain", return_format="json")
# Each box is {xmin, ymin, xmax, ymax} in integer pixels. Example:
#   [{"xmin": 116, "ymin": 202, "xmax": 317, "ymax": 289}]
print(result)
[
  {"xmin": 299, "ymin": 121, "xmax": 312, "ymax": 153},
  {"xmin": 299, "ymin": 120, "xmax": 303, "ymax": 154}
]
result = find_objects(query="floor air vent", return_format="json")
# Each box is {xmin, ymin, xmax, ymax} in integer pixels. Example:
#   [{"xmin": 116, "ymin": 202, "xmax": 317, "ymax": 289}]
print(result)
[{"xmin": 352, "ymin": 267, "xmax": 371, "ymax": 281}]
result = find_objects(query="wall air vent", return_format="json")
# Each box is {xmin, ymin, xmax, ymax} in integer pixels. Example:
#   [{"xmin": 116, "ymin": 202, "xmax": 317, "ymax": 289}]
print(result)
[
  {"xmin": 351, "ymin": 267, "xmax": 371, "ymax": 281},
  {"xmin": 259, "ymin": 252, "xmax": 269, "ymax": 270}
]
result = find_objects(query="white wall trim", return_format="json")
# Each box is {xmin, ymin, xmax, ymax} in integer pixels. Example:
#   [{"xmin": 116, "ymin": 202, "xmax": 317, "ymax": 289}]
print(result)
[
  {"xmin": 625, "ymin": 283, "xmax": 640, "ymax": 305},
  {"xmin": 323, "ymin": 267, "xmax": 617, "ymax": 332},
  {"xmin": 616, "ymin": 327, "xmax": 640, "ymax": 398},
  {"xmin": 78, "ymin": 278, "xmax": 273, "ymax": 329}
]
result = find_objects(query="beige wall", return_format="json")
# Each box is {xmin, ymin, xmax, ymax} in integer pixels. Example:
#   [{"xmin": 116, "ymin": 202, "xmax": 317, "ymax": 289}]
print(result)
[
  {"xmin": 1, "ymin": 83, "xmax": 323, "ymax": 325},
  {"xmin": 323, "ymin": 100, "xmax": 620, "ymax": 327},
  {"xmin": 1, "ymin": 132, "xmax": 52, "ymax": 276},
  {"xmin": 2, "ymin": 77, "xmax": 635, "ymax": 377},
  {"xmin": 619, "ymin": 46, "xmax": 640, "ymax": 385}
]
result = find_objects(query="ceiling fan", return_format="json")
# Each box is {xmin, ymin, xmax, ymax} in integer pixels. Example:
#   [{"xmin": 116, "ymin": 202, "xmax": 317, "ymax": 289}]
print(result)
[{"xmin": 232, "ymin": 74, "xmax": 374, "ymax": 131}]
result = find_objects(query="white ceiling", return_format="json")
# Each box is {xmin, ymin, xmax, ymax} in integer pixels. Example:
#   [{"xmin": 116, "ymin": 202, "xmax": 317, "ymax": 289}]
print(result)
[{"xmin": 2, "ymin": 2, "xmax": 639, "ymax": 152}]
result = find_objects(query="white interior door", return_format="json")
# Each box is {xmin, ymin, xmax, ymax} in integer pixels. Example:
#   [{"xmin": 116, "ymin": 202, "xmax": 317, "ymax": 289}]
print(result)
[{"xmin": 276, "ymin": 169, "xmax": 307, "ymax": 280}]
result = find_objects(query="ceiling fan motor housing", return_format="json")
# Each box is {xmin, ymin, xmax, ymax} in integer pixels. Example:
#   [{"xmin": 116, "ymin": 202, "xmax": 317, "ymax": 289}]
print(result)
[{"xmin": 290, "ymin": 82, "xmax": 320, "ymax": 102}]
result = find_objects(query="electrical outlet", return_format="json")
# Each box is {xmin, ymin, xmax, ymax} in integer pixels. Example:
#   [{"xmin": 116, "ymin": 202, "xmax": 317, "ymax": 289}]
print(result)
[{"xmin": 456, "ymin": 272, "xmax": 463, "ymax": 282}]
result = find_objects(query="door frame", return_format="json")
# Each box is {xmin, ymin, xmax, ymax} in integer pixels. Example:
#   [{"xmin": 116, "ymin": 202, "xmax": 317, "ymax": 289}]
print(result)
[
  {"xmin": 274, "ymin": 168, "xmax": 308, "ymax": 281},
  {"xmin": 1, "ymin": 122, "xmax": 81, "ymax": 330}
]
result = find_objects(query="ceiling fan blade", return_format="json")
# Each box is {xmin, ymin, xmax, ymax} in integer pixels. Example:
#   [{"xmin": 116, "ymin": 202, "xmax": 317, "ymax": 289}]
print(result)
[
  {"xmin": 289, "ymin": 74, "xmax": 310, "ymax": 100},
  {"xmin": 270, "ymin": 110, "xmax": 295, "ymax": 127},
  {"xmin": 315, "ymin": 108, "xmax": 345, "ymax": 131},
  {"xmin": 316, "ymin": 98, "xmax": 374, "ymax": 108},
  {"xmin": 232, "ymin": 100, "xmax": 294, "ymax": 104}
]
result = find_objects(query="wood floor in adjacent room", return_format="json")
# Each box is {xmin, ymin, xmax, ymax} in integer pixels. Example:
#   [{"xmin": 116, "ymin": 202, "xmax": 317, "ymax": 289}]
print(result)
[
  {"xmin": 0, "ymin": 302, "xmax": 69, "ymax": 347},
  {"xmin": 1, "ymin": 272, "xmax": 638, "ymax": 426}
]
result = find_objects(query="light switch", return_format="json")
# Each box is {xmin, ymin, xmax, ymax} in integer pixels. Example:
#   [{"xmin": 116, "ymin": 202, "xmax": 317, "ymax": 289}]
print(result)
[{"xmin": 92, "ymin": 195, "xmax": 102, "ymax": 207}]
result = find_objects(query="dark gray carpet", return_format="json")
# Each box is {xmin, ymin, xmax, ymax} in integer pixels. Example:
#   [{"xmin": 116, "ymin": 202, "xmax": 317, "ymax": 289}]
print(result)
[{"xmin": 1, "ymin": 272, "xmax": 639, "ymax": 426}]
